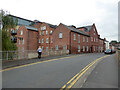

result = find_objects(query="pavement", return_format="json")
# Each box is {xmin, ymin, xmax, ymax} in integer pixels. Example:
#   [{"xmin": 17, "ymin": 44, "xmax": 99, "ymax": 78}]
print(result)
[
  {"xmin": 82, "ymin": 54, "xmax": 118, "ymax": 88},
  {"xmin": 2, "ymin": 54, "xmax": 75, "ymax": 69},
  {"xmin": 1, "ymin": 53, "xmax": 118, "ymax": 89}
]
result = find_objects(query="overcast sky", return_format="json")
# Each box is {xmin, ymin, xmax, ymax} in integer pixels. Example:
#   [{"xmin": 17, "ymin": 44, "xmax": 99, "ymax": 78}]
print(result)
[{"xmin": 0, "ymin": 0, "xmax": 119, "ymax": 42}]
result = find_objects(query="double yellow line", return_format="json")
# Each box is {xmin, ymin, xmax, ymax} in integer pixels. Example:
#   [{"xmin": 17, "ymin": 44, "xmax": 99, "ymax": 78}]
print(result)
[
  {"xmin": 0, "ymin": 55, "xmax": 82, "ymax": 72},
  {"xmin": 60, "ymin": 55, "xmax": 110, "ymax": 89}
]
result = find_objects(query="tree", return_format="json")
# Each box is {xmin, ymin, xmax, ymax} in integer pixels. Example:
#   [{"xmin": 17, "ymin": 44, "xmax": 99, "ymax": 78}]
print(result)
[{"xmin": 0, "ymin": 10, "xmax": 18, "ymax": 51}]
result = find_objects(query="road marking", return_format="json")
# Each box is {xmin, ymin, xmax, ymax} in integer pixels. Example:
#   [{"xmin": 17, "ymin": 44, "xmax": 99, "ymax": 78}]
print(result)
[
  {"xmin": 60, "ymin": 55, "xmax": 110, "ymax": 90},
  {"xmin": 0, "ymin": 55, "xmax": 82, "ymax": 72}
]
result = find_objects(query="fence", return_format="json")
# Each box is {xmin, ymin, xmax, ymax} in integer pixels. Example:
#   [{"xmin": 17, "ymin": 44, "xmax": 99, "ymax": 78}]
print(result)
[
  {"xmin": 116, "ymin": 49, "xmax": 120, "ymax": 64},
  {"xmin": 0, "ymin": 50, "xmax": 69, "ymax": 60}
]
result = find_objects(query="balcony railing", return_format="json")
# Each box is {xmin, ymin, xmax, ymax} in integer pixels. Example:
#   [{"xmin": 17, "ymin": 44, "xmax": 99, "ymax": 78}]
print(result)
[
  {"xmin": 11, "ymin": 30, "xmax": 17, "ymax": 35},
  {"xmin": 11, "ymin": 37, "xmax": 17, "ymax": 43}
]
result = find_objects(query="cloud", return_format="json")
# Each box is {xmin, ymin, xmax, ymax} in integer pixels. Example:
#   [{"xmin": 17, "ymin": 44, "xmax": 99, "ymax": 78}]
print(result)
[{"xmin": 0, "ymin": 0, "xmax": 119, "ymax": 42}]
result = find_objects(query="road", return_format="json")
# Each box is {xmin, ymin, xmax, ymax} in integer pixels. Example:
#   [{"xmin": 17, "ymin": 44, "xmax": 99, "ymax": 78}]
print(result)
[
  {"xmin": 82, "ymin": 54, "xmax": 118, "ymax": 88},
  {"xmin": 2, "ymin": 53, "xmax": 117, "ymax": 88}
]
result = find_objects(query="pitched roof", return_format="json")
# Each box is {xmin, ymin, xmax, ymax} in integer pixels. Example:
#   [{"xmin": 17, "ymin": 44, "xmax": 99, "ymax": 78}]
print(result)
[
  {"xmin": 77, "ymin": 25, "xmax": 93, "ymax": 32},
  {"xmin": 9, "ymin": 14, "xmax": 34, "ymax": 22},
  {"xmin": 46, "ymin": 23, "xmax": 57, "ymax": 29},
  {"xmin": 61, "ymin": 23, "xmax": 89, "ymax": 36},
  {"xmin": 25, "ymin": 26, "xmax": 38, "ymax": 31}
]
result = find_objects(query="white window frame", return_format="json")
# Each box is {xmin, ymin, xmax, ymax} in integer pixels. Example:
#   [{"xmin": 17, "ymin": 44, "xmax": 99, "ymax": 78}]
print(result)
[
  {"xmin": 46, "ymin": 30, "xmax": 48, "ymax": 35},
  {"xmin": 91, "ymin": 37, "xmax": 93, "ymax": 41},
  {"xmin": 42, "ymin": 39, "xmax": 44, "ymax": 43},
  {"xmin": 94, "ymin": 38, "xmax": 95, "ymax": 42},
  {"xmin": 73, "ymin": 33, "xmax": 76, "ymax": 40},
  {"xmin": 51, "ymin": 38, "xmax": 53, "ymax": 43},
  {"xmin": 42, "ymin": 31, "xmax": 44, "ymax": 35},
  {"xmin": 39, "ymin": 39, "xmax": 40, "ymax": 43},
  {"xmin": 59, "ymin": 32, "xmax": 63, "ymax": 39},
  {"xmin": 63, "ymin": 45, "xmax": 67, "ymax": 50},
  {"xmin": 39, "ymin": 32, "xmax": 41, "ymax": 35},
  {"xmin": 46, "ymin": 47, "xmax": 49, "ymax": 51},
  {"xmin": 94, "ymin": 46, "xmax": 95, "ymax": 51},
  {"xmin": 46, "ymin": 38, "xmax": 49, "ymax": 43},
  {"xmin": 94, "ymin": 28, "xmax": 95, "ymax": 32},
  {"xmin": 23, "ymin": 47, "xmax": 24, "ymax": 52},
  {"xmin": 21, "ymin": 31, "xmax": 23, "ymax": 35},
  {"xmin": 87, "ymin": 37, "xmax": 88, "ymax": 42},
  {"xmin": 56, "ymin": 45, "xmax": 59, "ymax": 50},
  {"xmin": 23, "ymin": 39, "xmax": 24, "ymax": 45},
  {"xmin": 50, "ymin": 30, "xmax": 53, "ymax": 34},
  {"xmin": 78, "ymin": 45, "xmax": 80, "ymax": 52},
  {"xmin": 83, "ymin": 46, "xmax": 85, "ymax": 52},
  {"xmin": 78, "ymin": 35, "xmax": 80, "ymax": 43},
  {"xmin": 87, "ymin": 46, "xmax": 89, "ymax": 51},
  {"xmin": 83, "ymin": 36, "xmax": 85, "ymax": 42},
  {"xmin": 51, "ymin": 47, "xmax": 53, "ymax": 51}
]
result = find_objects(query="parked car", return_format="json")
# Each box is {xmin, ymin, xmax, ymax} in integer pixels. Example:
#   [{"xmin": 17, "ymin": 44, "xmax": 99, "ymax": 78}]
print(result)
[{"xmin": 104, "ymin": 49, "xmax": 113, "ymax": 54}]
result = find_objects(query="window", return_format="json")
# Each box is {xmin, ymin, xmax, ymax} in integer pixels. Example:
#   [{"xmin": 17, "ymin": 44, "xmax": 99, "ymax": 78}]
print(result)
[
  {"xmin": 42, "ymin": 46, "xmax": 44, "ymax": 50},
  {"xmin": 21, "ymin": 31, "xmax": 23, "ymax": 35},
  {"xmin": 43, "ymin": 26, "xmax": 46, "ymax": 30},
  {"xmin": 94, "ymin": 33, "xmax": 96, "ymax": 35},
  {"xmin": 59, "ymin": 32, "xmax": 63, "ymax": 38},
  {"xmin": 42, "ymin": 39, "xmax": 44, "ymax": 43},
  {"xmin": 73, "ymin": 33, "xmax": 76, "ymax": 40},
  {"xmin": 96, "ymin": 38, "xmax": 98, "ymax": 42},
  {"xmin": 51, "ymin": 38, "xmax": 53, "ymax": 43},
  {"xmin": 50, "ymin": 30, "xmax": 53, "ymax": 34},
  {"xmin": 87, "ymin": 37, "xmax": 88, "ymax": 42},
  {"xmin": 94, "ymin": 28, "xmax": 95, "ymax": 32},
  {"xmin": 46, "ymin": 47, "xmax": 49, "ymax": 51},
  {"xmin": 51, "ymin": 47, "xmax": 53, "ymax": 51},
  {"xmin": 39, "ymin": 39, "xmax": 40, "ymax": 43},
  {"xmin": 87, "ymin": 46, "xmax": 89, "ymax": 51},
  {"xmin": 46, "ymin": 38, "xmax": 49, "ymax": 43},
  {"xmin": 91, "ymin": 37, "xmax": 93, "ymax": 41},
  {"xmin": 83, "ymin": 36, "xmax": 85, "ymax": 42},
  {"xmin": 46, "ymin": 30, "xmax": 48, "ymax": 35},
  {"xmin": 94, "ymin": 46, "xmax": 95, "ymax": 51},
  {"xmin": 19, "ymin": 40, "xmax": 20, "ymax": 45},
  {"xmin": 41, "ymin": 27, "xmax": 43, "ymax": 30},
  {"xmin": 39, "ymin": 32, "xmax": 41, "ymax": 35},
  {"xmin": 23, "ymin": 39, "xmax": 24, "ymax": 45},
  {"xmin": 83, "ymin": 46, "xmax": 85, "ymax": 52},
  {"xmin": 41, "ymin": 26, "xmax": 46, "ymax": 30},
  {"xmin": 56, "ymin": 45, "xmax": 59, "ymax": 50},
  {"xmin": 78, "ymin": 45, "xmax": 80, "ymax": 52},
  {"xmin": 23, "ymin": 47, "xmax": 24, "ymax": 52},
  {"xmin": 42, "ymin": 31, "xmax": 44, "ymax": 35},
  {"xmin": 63, "ymin": 45, "xmax": 67, "ymax": 50},
  {"xmin": 78, "ymin": 35, "xmax": 80, "ymax": 43},
  {"xmin": 94, "ymin": 38, "xmax": 95, "ymax": 42}
]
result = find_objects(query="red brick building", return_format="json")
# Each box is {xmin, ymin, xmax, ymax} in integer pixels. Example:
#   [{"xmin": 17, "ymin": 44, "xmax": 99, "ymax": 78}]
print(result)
[
  {"xmin": 38, "ymin": 22, "xmax": 57, "ymax": 51},
  {"xmin": 52, "ymin": 23, "xmax": 90, "ymax": 54},
  {"xmin": 77, "ymin": 24, "xmax": 104, "ymax": 53},
  {"xmin": 17, "ymin": 25, "xmax": 38, "ymax": 52}
]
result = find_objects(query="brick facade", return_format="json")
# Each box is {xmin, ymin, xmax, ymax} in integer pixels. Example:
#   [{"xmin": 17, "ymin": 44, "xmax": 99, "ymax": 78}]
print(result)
[
  {"xmin": 38, "ymin": 22, "xmax": 57, "ymax": 52},
  {"xmin": 17, "ymin": 26, "xmax": 38, "ymax": 52},
  {"xmin": 52, "ymin": 23, "xmax": 90, "ymax": 54}
]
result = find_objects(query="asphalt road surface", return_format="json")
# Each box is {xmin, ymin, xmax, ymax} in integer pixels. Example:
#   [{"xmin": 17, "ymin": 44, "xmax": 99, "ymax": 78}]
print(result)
[
  {"xmin": 2, "ymin": 53, "xmax": 117, "ymax": 88},
  {"xmin": 82, "ymin": 54, "xmax": 118, "ymax": 88}
]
